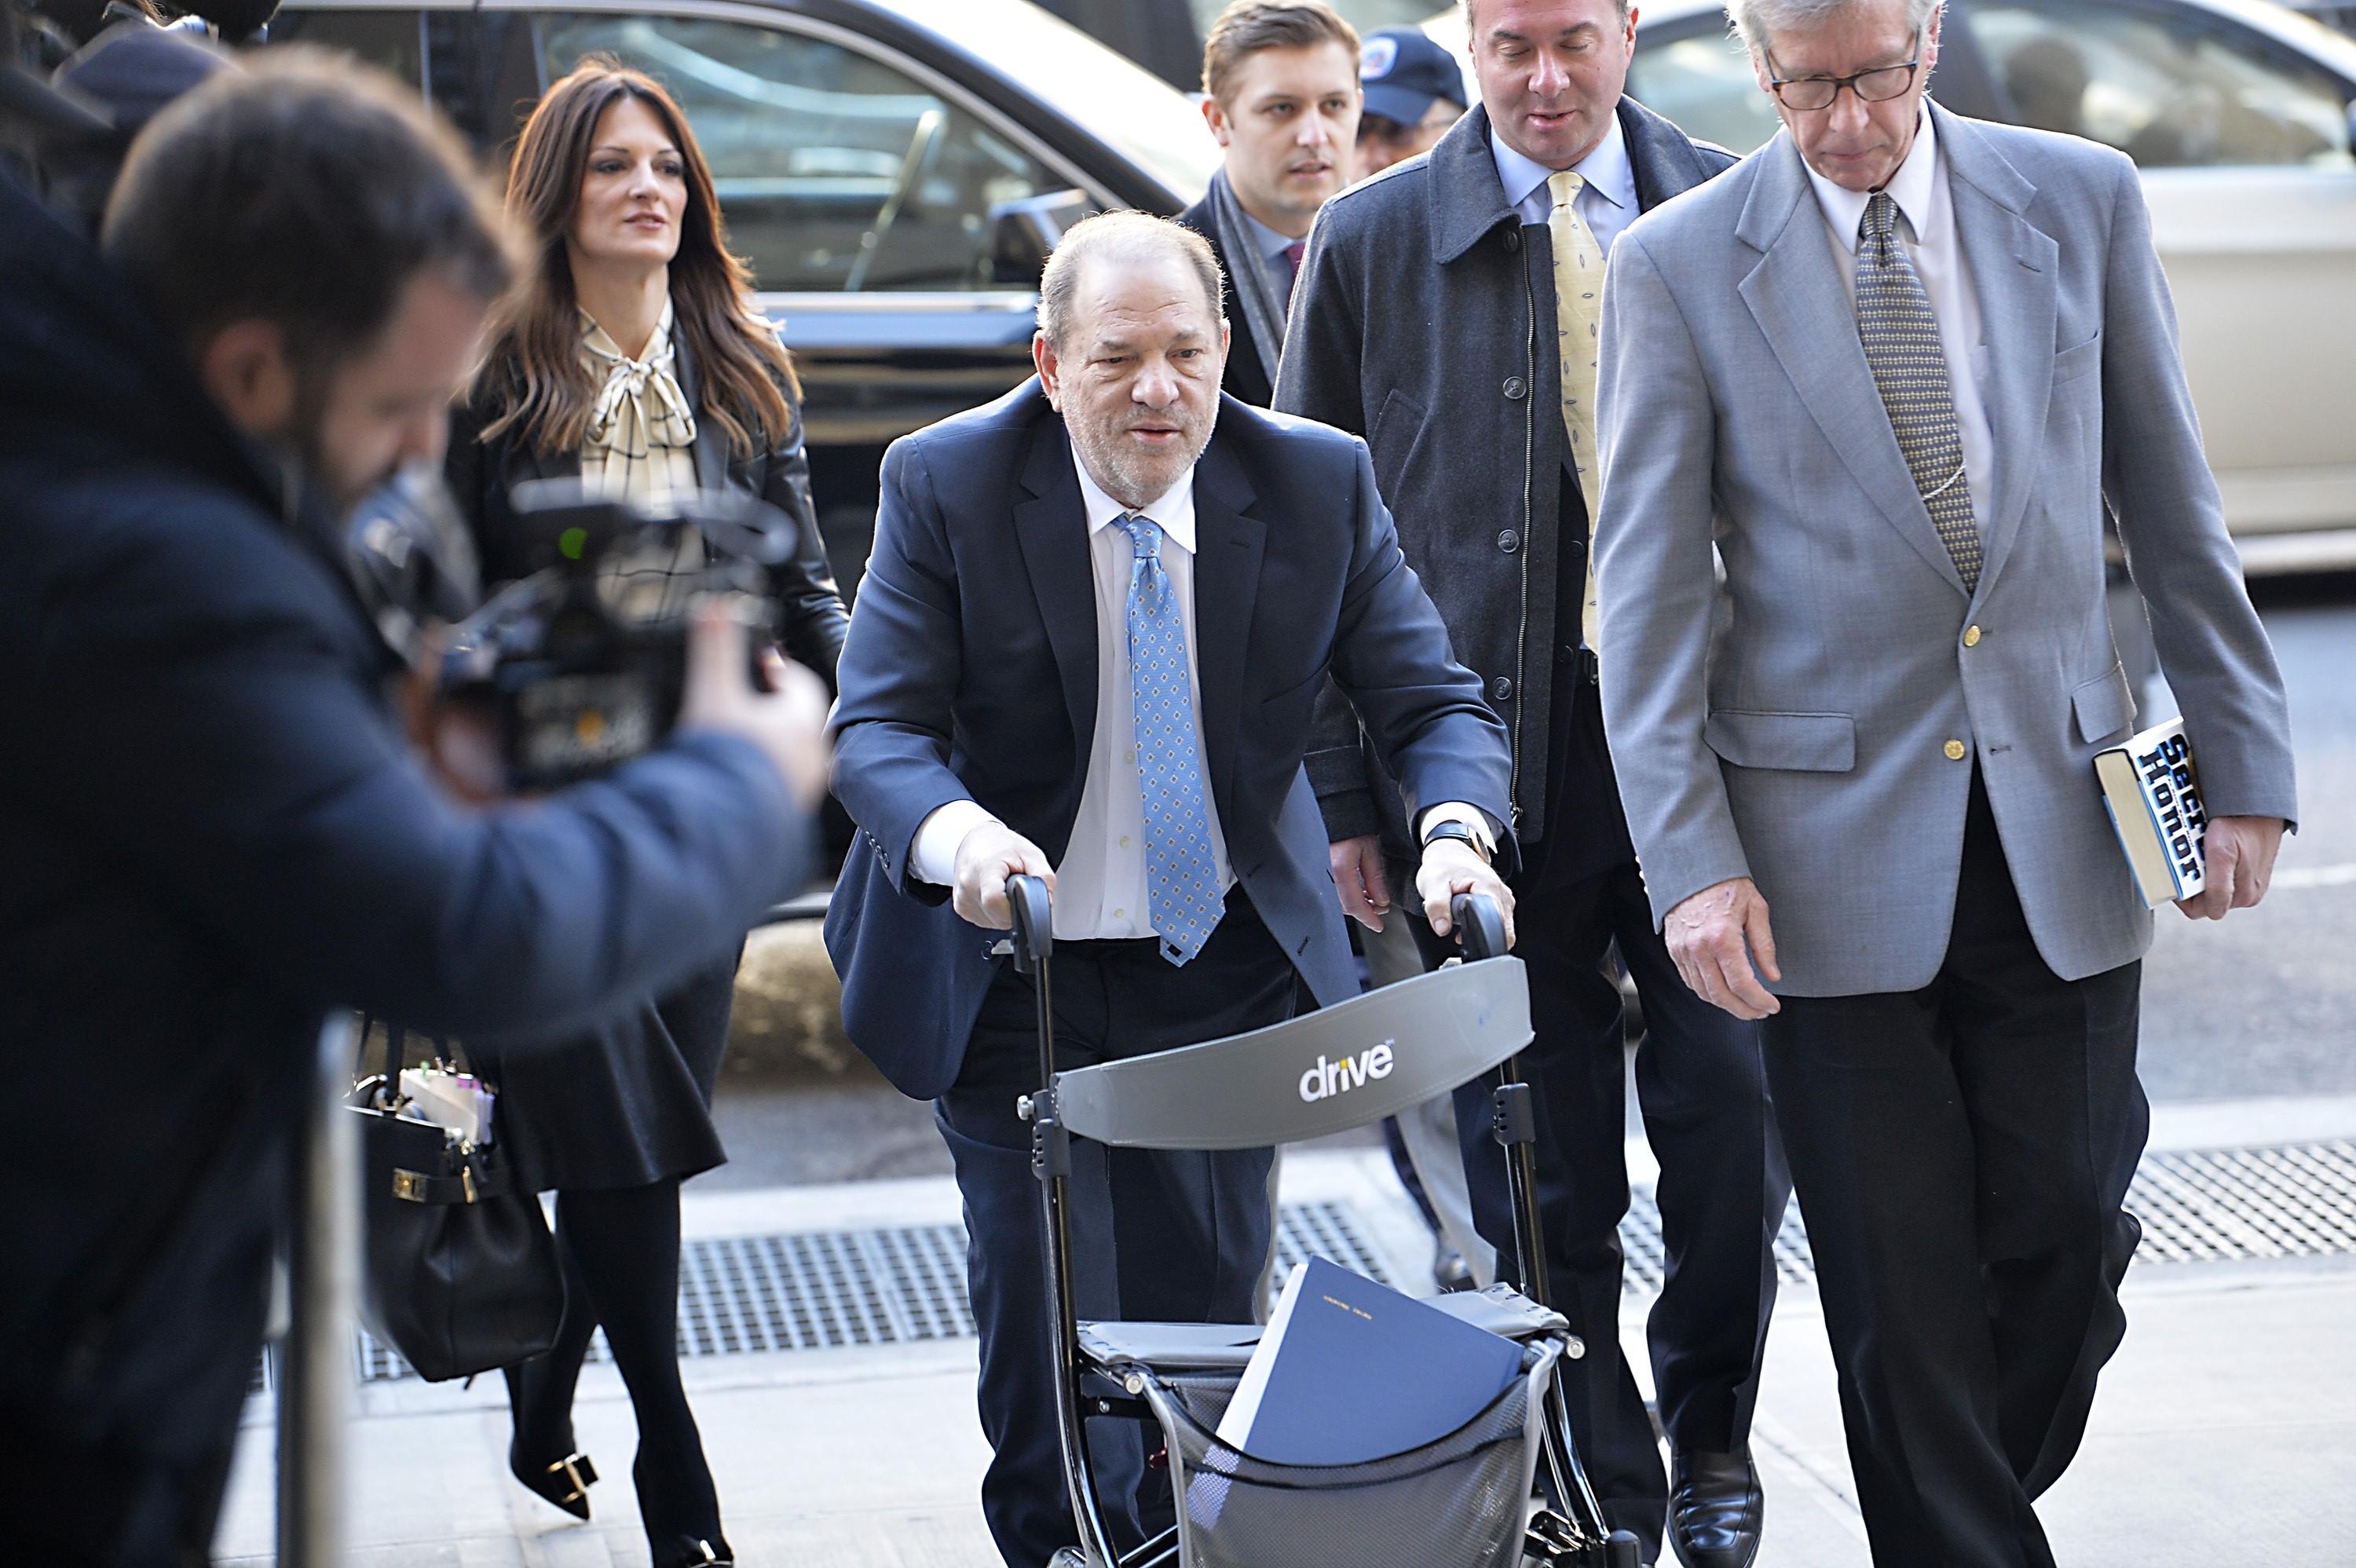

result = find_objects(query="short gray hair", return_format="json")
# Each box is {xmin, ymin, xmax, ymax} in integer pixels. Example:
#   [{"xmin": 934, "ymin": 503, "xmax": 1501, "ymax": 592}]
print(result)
[
  {"xmin": 1037, "ymin": 210, "xmax": 1226, "ymax": 349},
  {"xmin": 1725, "ymin": 0, "xmax": 1941, "ymax": 60}
]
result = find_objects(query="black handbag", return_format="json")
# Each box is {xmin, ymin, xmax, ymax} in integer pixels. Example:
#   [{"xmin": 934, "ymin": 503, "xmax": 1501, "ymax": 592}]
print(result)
[{"xmin": 349, "ymin": 1023, "xmax": 565, "ymax": 1382}]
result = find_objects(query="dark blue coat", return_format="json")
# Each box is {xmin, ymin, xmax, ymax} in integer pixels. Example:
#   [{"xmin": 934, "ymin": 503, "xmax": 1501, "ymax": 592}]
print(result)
[
  {"xmin": 823, "ymin": 380, "xmax": 1513, "ymax": 1099},
  {"xmin": 0, "ymin": 181, "xmax": 808, "ymax": 1497}
]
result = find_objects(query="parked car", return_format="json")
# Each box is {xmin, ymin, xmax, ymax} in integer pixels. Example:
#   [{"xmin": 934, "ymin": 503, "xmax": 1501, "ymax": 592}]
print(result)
[
  {"xmin": 1429, "ymin": 0, "xmax": 2356, "ymax": 571},
  {"xmin": 265, "ymin": 0, "xmax": 1220, "ymax": 594}
]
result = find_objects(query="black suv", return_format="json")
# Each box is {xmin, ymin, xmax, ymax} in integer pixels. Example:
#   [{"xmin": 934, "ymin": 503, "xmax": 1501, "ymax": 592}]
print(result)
[{"xmin": 265, "ymin": 0, "xmax": 1219, "ymax": 592}]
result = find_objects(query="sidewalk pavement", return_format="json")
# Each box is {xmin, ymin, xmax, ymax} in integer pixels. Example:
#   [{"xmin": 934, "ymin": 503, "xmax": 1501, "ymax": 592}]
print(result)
[{"xmin": 214, "ymin": 1096, "xmax": 2356, "ymax": 1566}]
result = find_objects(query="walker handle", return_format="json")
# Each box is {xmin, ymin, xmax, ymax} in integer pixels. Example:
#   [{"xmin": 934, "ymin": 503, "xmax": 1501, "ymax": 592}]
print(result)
[
  {"xmin": 1451, "ymin": 892, "xmax": 1509, "ymax": 963},
  {"xmin": 1008, "ymin": 873, "xmax": 1052, "ymax": 974}
]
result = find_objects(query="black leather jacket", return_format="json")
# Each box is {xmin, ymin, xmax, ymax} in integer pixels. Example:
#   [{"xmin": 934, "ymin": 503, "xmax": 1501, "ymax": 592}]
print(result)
[{"xmin": 447, "ymin": 323, "xmax": 851, "ymax": 682}]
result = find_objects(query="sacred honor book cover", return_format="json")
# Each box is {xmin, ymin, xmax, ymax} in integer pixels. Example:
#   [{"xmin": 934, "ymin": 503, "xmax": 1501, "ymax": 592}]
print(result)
[{"xmin": 2094, "ymin": 716, "xmax": 2208, "ymax": 908}]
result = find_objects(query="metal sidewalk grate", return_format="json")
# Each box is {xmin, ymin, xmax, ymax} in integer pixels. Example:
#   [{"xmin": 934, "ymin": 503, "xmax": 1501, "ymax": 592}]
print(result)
[
  {"xmin": 275, "ymin": 1145, "xmax": 2356, "ymax": 1387},
  {"xmin": 1275, "ymin": 1197, "xmax": 1393, "ymax": 1287},
  {"xmin": 2127, "ymin": 1140, "xmax": 2356, "ymax": 1262},
  {"xmin": 1612, "ymin": 1139, "xmax": 2356, "ymax": 1298},
  {"xmin": 345, "ymin": 1200, "xmax": 1385, "ymax": 1383}
]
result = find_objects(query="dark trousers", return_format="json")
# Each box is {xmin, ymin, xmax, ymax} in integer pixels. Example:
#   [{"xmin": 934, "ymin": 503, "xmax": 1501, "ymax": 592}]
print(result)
[
  {"xmin": 1762, "ymin": 772, "xmax": 2146, "ymax": 1567},
  {"xmin": 1436, "ymin": 858, "xmax": 1786, "ymax": 1552},
  {"xmin": 506, "ymin": 1178, "xmax": 728, "ymax": 1563},
  {"xmin": 938, "ymin": 890, "xmax": 1296, "ymax": 1568},
  {"xmin": 1426, "ymin": 682, "xmax": 1787, "ymax": 1555}
]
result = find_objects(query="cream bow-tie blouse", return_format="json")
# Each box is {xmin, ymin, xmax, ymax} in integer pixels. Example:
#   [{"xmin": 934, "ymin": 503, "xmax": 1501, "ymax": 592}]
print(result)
[{"xmin": 579, "ymin": 301, "xmax": 705, "ymax": 620}]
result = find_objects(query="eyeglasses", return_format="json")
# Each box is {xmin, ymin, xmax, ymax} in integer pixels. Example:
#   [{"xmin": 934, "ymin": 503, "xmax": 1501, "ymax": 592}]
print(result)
[{"xmin": 1765, "ymin": 36, "xmax": 1924, "ymax": 111}]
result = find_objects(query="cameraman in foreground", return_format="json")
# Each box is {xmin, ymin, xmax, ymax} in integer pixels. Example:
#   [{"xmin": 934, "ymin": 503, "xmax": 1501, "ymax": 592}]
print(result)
[{"xmin": 0, "ymin": 53, "xmax": 828, "ymax": 1562}]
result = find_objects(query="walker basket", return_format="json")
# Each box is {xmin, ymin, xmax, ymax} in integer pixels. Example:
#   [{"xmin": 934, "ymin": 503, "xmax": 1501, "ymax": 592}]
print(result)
[{"xmin": 1125, "ymin": 1333, "xmax": 1565, "ymax": 1568}]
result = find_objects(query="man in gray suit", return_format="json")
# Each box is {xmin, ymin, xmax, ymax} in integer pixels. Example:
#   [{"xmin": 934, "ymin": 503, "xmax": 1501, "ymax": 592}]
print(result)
[{"xmin": 1593, "ymin": 0, "xmax": 2297, "ymax": 1561}]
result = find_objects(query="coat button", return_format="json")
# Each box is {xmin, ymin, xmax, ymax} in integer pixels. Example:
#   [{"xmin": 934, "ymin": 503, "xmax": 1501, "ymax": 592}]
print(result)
[
  {"xmin": 1489, "ymin": 676, "xmax": 1514, "ymax": 704},
  {"xmin": 1502, "ymin": 375, "xmax": 1527, "ymax": 400},
  {"xmin": 1963, "ymin": 624, "xmax": 1983, "ymax": 647},
  {"xmin": 1504, "ymin": 227, "xmax": 1522, "ymax": 253},
  {"xmin": 1944, "ymin": 739, "xmax": 1968, "ymax": 761},
  {"xmin": 1498, "ymin": 528, "xmax": 1520, "ymax": 554}
]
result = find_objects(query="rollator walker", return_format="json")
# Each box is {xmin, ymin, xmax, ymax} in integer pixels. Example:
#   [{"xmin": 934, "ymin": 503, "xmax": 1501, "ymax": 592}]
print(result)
[{"xmin": 1004, "ymin": 875, "xmax": 1644, "ymax": 1568}]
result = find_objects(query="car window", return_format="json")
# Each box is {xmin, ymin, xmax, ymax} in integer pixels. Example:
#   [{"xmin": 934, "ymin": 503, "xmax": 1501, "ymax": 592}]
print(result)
[
  {"xmin": 265, "ymin": 7, "xmax": 426, "ymax": 90},
  {"xmin": 536, "ymin": 12, "xmax": 1059, "ymax": 292},
  {"xmin": 1626, "ymin": 25, "xmax": 1786, "ymax": 156},
  {"xmin": 889, "ymin": 0, "xmax": 1216, "ymax": 203},
  {"xmin": 1967, "ymin": 0, "xmax": 2353, "ymax": 167}
]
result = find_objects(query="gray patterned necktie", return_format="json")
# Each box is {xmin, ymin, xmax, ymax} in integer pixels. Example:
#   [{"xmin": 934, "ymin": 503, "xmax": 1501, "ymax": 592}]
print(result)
[{"xmin": 1855, "ymin": 191, "xmax": 1981, "ymax": 591}]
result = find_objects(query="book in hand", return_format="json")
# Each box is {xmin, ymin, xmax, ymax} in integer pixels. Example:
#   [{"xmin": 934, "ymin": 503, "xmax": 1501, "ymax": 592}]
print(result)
[
  {"xmin": 2094, "ymin": 716, "xmax": 2208, "ymax": 908},
  {"xmin": 1213, "ymin": 1255, "xmax": 1524, "ymax": 1467}
]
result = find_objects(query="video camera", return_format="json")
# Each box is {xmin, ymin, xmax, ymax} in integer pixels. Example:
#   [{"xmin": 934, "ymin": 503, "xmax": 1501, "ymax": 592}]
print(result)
[{"xmin": 430, "ymin": 481, "xmax": 797, "ymax": 792}]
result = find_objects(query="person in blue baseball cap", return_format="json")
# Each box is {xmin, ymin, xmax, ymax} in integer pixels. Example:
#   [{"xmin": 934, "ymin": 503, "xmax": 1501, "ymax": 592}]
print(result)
[{"xmin": 1354, "ymin": 25, "xmax": 1469, "ymax": 177}]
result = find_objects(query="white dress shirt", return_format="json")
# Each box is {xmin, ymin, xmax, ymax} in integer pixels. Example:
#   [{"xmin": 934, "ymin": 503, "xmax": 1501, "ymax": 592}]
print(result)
[
  {"xmin": 913, "ymin": 452, "xmax": 1234, "ymax": 941},
  {"xmin": 1804, "ymin": 106, "xmax": 1994, "ymax": 541},
  {"xmin": 910, "ymin": 450, "xmax": 1495, "ymax": 940},
  {"xmin": 1492, "ymin": 110, "xmax": 1638, "ymax": 256}
]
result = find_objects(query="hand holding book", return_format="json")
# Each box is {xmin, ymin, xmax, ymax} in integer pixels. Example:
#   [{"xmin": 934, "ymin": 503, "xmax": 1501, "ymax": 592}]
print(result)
[
  {"xmin": 2092, "ymin": 717, "xmax": 2285, "ymax": 918},
  {"xmin": 2177, "ymin": 815, "xmax": 2284, "ymax": 920}
]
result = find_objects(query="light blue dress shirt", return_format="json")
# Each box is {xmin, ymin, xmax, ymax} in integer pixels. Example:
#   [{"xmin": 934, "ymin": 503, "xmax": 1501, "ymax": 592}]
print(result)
[{"xmin": 1491, "ymin": 110, "xmax": 1638, "ymax": 256}]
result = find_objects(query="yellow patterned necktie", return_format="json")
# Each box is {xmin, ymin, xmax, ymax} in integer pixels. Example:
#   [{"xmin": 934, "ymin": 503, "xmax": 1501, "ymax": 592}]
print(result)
[
  {"xmin": 1548, "ymin": 170, "xmax": 1606, "ymax": 649},
  {"xmin": 1855, "ymin": 191, "xmax": 1982, "ymax": 591}
]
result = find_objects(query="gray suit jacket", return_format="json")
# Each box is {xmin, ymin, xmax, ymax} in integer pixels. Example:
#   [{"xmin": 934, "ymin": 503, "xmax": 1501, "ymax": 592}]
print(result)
[{"xmin": 1594, "ymin": 104, "xmax": 2296, "ymax": 994}]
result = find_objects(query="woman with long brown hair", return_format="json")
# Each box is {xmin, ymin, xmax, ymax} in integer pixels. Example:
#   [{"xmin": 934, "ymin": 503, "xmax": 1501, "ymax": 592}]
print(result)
[{"xmin": 446, "ymin": 61, "xmax": 846, "ymax": 1568}]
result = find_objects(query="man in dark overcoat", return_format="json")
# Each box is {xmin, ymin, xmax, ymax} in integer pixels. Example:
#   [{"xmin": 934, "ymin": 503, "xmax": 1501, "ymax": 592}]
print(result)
[{"xmin": 1277, "ymin": 2, "xmax": 1791, "ymax": 1562}]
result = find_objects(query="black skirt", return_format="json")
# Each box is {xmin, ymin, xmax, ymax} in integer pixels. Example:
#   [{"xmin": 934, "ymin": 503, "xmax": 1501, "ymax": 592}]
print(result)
[{"xmin": 466, "ymin": 947, "xmax": 742, "ymax": 1193}]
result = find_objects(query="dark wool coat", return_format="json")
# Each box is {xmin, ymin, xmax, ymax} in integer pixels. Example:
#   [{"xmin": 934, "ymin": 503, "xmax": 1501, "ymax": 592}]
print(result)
[
  {"xmin": 1276, "ymin": 99, "xmax": 1733, "ymax": 853},
  {"xmin": 0, "ymin": 179, "xmax": 805, "ymax": 1514},
  {"xmin": 1177, "ymin": 192, "xmax": 1276, "ymax": 409}
]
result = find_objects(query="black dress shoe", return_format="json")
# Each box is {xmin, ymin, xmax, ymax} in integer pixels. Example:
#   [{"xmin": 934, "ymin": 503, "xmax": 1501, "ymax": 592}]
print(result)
[
  {"xmin": 509, "ymin": 1445, "xmax": 598, "ymax": 1521},
  {"xmin": 1667, "ymin": 1447, "xmax": 1762, "ymax": 1568}
]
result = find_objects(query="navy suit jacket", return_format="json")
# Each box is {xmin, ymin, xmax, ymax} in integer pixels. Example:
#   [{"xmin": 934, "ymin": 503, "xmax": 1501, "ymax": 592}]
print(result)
[{"xmin": 825, "ymin": 381, "xmax": 1513, "ymax": 1098}]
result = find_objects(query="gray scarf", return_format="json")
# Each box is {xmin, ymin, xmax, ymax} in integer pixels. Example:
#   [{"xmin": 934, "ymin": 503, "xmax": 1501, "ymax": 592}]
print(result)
[{"xmin": 1207, "ymin": 168, "xmax": 1290, "ymax": 392}]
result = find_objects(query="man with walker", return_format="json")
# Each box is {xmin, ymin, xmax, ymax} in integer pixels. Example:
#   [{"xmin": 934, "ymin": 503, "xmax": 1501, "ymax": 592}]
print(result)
[{"xmin": 825, "ymin": 211, "xmax": 1518, "ymax": 1566}]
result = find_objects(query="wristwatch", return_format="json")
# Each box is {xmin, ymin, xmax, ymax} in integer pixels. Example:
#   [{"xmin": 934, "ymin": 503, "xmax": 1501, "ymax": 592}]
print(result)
[{"xmin": 1421, "ymin": 819, "xmax": 1492, "ymax": 864}]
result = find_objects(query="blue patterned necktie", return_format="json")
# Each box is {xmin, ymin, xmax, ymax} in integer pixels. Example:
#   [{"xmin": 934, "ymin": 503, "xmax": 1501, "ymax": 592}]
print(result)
[
  {"xmin": 1115, "ymin": 514, "xmax": 1223, "ymax": 964},
  {"xmin": 1856, "ymin": 191, "xmax": 1982, "ymax": 592}
]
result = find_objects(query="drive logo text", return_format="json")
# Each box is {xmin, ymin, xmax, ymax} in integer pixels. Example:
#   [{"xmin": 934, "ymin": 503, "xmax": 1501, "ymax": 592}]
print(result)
[{"xmin": 1298, "ymin": 1042, "xmax": 1397, "ymax": 1103}]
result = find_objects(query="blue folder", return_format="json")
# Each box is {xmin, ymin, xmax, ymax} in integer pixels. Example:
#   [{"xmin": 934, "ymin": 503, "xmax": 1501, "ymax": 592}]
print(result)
[{"xmin": 1221, "ymin": 1256, "xmax": 1524, "ymax": 1466}]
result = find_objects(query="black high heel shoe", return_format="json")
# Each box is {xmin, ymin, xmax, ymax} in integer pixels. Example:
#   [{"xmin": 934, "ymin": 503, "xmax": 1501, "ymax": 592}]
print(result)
[
  {"xmin": 503, "ymin": 1358, "xmax": 598, "ymax": 1519},
  {"xmin": 653, "ymin": 1537, "xmax": 733, "ymax": 1568},
  {"xmin": 509, "ymin": 1443, "xmax": 599, "ymax": 1520}
]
